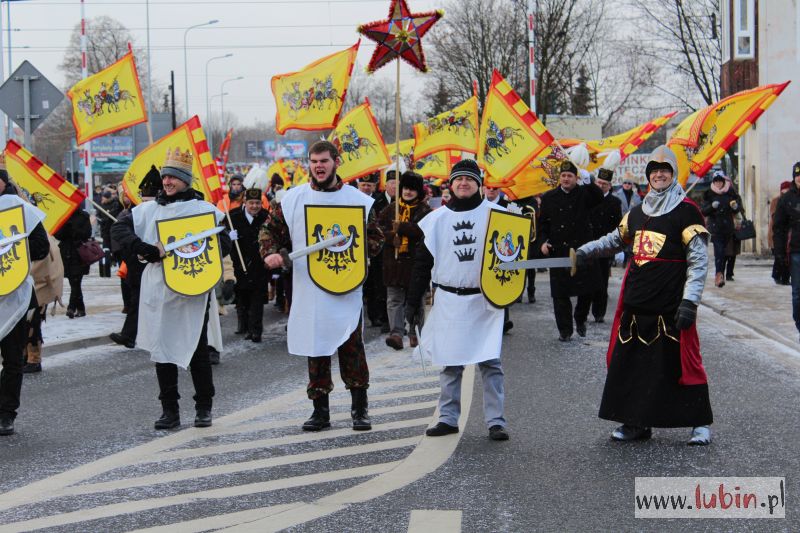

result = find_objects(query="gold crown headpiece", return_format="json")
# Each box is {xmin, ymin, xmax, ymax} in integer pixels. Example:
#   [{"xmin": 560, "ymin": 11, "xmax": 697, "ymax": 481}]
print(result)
[{"xmin": 163, "ymin": 147, "xmax": 193, "ymax": 173}]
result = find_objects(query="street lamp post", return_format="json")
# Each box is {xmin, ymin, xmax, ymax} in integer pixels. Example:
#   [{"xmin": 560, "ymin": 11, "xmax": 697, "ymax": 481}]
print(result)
[
  {"xmin": 183, "ymin": 19, "xmax": 218, "ymax": 118},
  {"xmin": 205, "ymin": 53, "xmax": 232, "ymax": 154},
  {"xmin": 220, "ymin": 76, "xmax": 243, "ymax": 129}
]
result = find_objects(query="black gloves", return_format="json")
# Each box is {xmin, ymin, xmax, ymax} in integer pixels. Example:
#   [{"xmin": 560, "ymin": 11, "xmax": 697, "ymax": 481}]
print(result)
[
  {"xmin": 221, "ymin": 279, "xmax": 236, "ymax": 302},
  {"xmin": 674, "ymin": 299, "xmax": 697, "ymax": 330},
  {"xmin": 135, "ymin": 241, "xmax": 162, "ymax": 263}
]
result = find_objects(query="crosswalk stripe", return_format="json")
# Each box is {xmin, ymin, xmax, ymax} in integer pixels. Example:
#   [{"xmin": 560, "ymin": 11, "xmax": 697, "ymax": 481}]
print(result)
[
  {"xmin": 1, "ymin": 462, "xmax": 399, "ymax": 533},
  {"xmin": 408, "ymin": 510, "xmax": 462, "ymax": 532},
  {"xmin": 141, "ymin": 416, "xmax": 432, "ymax": 464},
  {"xmin": 58, "ymin": 436, "xmax": 421, "ymax": 497}
]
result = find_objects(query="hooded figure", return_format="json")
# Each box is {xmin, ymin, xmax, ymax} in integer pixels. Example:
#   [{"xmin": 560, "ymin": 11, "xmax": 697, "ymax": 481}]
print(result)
[{"xmin": 576, "ymin": 145, "xmax": 714, "ymax": 446}]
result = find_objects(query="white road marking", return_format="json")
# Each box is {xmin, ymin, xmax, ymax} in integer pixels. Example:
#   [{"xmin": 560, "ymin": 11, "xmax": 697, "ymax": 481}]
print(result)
[
  {"xmin": 60, "ymin": 436, "xmax": 420, "ymax": 497},
  {"xmin": 1, "ymin": 463, "xmax": 398, "ymax": 533},
  {"xmin": 408, "ymin": 509, "xmax": 463, "ymax": 532}
]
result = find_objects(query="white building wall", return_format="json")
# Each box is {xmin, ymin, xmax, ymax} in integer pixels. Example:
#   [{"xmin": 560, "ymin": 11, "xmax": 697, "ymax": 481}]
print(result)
[{"xmin": 742, "ymin": 0, "xmax": 798, "ymax": 253}]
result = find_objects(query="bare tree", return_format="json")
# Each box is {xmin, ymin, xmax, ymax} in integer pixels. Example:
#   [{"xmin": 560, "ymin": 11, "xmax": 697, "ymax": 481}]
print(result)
[{"xmin": 630, "ymin": 0, "xmax": 721, "ymax": 109}]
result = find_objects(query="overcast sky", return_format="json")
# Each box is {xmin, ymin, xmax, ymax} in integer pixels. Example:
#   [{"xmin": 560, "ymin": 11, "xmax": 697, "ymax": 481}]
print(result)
[{"xmin": 2, "ymin": 0, "xmax": 439, "ymax": 131}]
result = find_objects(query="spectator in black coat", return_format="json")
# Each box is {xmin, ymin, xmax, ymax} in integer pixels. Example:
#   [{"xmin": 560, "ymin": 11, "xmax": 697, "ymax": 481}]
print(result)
[
  {"xmin": 700, "ymin": 171, "xmax": 742, "ymax": 288},
  {"xmin": 589, "ymin": 169, "xmax": 623, "ymax": 323},
  {"xmin": 54, "ymin": 208, "xmax": 92, "ymax": 318}
]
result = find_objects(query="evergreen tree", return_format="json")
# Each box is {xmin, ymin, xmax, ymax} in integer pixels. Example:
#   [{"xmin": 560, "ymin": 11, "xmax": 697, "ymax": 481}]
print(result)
[{"xmin": 572, "ymin": 66, "xmax": 592, "ymax": 115}]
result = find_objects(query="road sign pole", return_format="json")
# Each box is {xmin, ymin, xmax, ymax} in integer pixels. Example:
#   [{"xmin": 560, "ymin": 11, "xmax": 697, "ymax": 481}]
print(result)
[
  {"xmin": 0, "ymin": 8, "xmax": 6, "ymax": 148},
  {"xmin": 19, "ymin": 74, "xmax": 40, "ymax": 148}
]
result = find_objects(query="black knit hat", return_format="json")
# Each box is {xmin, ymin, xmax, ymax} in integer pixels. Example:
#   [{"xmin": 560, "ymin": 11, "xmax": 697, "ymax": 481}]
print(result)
[
  {"xmin": 449, "ymin": 159, "xmax": 482, "ymax": 186},
  {"xmin": 228, "ymin": 173, "xmax": 244, "ymax": 185},
  {"xmin": 400, "ymin": 171, "xmax": 425, "ymax": 198},
  {"xmin": 270, "ymin": 173, "xmax": 284, "ymax": 187},
  {"xmin": 138, "ymin": 165, "xmax": 163, "ymax": 197},
  {"xmin": 559, "ymin": 160, "xmax": 578, "ymax": 175}
]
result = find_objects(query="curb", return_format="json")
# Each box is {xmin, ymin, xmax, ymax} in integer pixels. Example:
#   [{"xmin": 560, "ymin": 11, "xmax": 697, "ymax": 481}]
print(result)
[
  {"xmin": 700, "ymin": 299, "xmax": 797, "ymax": 351},
  {"xmin": 45, "ymin": 334, "xmax": 115, "ymax": 357}
]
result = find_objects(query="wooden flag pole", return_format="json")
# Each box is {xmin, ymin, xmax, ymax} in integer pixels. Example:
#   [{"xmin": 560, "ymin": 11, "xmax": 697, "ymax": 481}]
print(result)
[
  {"xmin": 394, "ymin": 59, "xmax": 401, "ymax": 259},
  {"xmin": 224, "ymin": 203, "xmax": 247, "ymax": 274},
  {"xmin": 90, "ymin": 199, "xmax": 118, "ymax": 223}
]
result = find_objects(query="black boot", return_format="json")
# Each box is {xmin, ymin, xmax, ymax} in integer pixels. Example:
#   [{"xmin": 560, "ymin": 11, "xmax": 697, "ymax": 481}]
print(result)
[
  {"xmin": 0, "ymin": 417, "xmax": 14, "ymax": 436},
  {"xmin": 194, "ymin": 409, "xmax": 212, "ymax": 428},
  {"xmin": 154, "ymin": 408, "xmax": 180, "ymax": 430},
  {"xmin": 302, "ymin": 395, "xmax": 331, "ymax": 431},
  {"xmin": 350, "ymin": 388, "xmax": 372, "ymax": 431}
]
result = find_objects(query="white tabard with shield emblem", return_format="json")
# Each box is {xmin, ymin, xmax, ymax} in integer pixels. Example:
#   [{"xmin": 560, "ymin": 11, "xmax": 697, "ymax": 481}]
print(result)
[
  {"xmin": 418, "ymin": 199, "xmax": 505, "ymax": 366},
  {"xmin": 280, "ymin": 183, "xmax": 373, "ymax": 356},
  {"xmin": 133, "ymin": 199, "xmax": 224, "ymax": 368},
  {"xmin": 0, "ymin": 195, "xmax": 45, "ymax": 340}
]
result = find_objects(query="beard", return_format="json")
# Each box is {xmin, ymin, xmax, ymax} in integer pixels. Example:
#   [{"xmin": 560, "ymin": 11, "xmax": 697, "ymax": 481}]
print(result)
[{"xmin": 312, "ymin": 168, "xmax": 337, "ymax": 190}]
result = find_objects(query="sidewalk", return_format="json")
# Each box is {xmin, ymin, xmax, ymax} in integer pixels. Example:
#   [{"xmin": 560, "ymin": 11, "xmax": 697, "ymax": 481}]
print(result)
[{"xmin": 698, "ymin": 253, "xmax": 798, "ymax": 350}]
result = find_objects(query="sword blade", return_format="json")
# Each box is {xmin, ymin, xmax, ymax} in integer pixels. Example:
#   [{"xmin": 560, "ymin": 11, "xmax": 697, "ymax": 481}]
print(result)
[
  {"xmin": 288, "ymin": 234, "xmax": 351, "ymax": 261},
  {"xmin": 497, "ymin": 257, "xmax": 572, "ymax": 271},
  {"xmin": 164, "ymin": 226, "xmax": 224, "ymax": 252},
  {"xmin": 0, "ymin": 233, "xmax": 28, "ymax": 248}
]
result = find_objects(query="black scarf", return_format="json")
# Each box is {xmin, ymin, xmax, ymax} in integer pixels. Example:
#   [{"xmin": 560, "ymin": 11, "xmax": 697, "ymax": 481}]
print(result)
[
  {"xmin": 446, "ymin": 191, "xmax": 482, "ymax": 212},
  {"xmin": 156, "ymin": 187, "xmax": 203, "ymax": 205}
]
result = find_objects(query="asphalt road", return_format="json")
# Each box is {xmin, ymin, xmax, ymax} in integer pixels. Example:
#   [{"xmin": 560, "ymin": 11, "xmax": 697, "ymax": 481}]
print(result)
[{"xmin": 0, "ymin": 274, "xmax": 798, "ymax": 532}]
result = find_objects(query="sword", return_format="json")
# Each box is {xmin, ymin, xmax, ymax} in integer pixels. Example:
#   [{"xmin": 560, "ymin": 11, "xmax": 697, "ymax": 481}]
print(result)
[
  {"xmin": 0, "ymin": 233, "xmax": 28, "ymax": 248},
  {"xmin": 163, "ymin": 226, "xmax": 225, "ymax": 253},
  {"xmin": 288, "ymin": 234, "xmax": 352, "ymax": 261},
  {"xmin": 497, "ymin": 248, "xmax": 578, "ymax": 276}
]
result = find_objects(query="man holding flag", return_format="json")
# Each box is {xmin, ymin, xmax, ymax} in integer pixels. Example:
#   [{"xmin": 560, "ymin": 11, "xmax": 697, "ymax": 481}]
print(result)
[
  {"xmin": 260, "ymin": 140, "xmax": 384, "ymax": 432},
  {"xmin": 0, "ymin": 156, "xmax": 50, "ymax": 436}
]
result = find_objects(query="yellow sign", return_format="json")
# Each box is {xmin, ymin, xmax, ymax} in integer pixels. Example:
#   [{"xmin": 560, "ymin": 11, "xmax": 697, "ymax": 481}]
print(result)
[
  {"xmin": 67, "ymin": 51, "xmax": 147, "ymax": 145},
  {"xmin": 156, "ymin": 212, "xmax": 222, "ymax": 296},
  {"xmin": 0, "ymin": 205, "xmax": 30, "ymax": 296},
  {"xmin": 304, "ymin": 205, "xmax": 367, "ymax": 294},
  {"xmin": 480, "ymin": 209, "xmax": 532, "ymax": 308}
]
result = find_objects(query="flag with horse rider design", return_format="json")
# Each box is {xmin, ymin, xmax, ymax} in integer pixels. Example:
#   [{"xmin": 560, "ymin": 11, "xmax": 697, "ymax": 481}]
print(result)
[
  {"xmin": 413, "ymin": 95, "xmax": 478, "ymax": 159},
  {"xmin": 304, "ymin": 205, "xmax": 368, "ymax": 295},
  {"xmin": 3, "ymin": 140, "xmax": 86, "ymax": 234},
  {"xmin": 271, "ymin": 42, "xmax": 360, "ymax": 135},
  {"xmin": 0, "ymin": 205, "xmax": 30, "ymax": 296},
  {"xmin": 329, "ymin": 102, "xmax": 391, "ymax": 183},
  {"xmin": 67, "ymin": 49, "xmax": 147, "ymax": 145},
  {"xmin": 478, "ymin": 70, "xmax": 554, "ymax": 184},
  {"xmin": 156, "ymin": 212, "xmax": 223, "ymax": 296},
  {"xmin": 480, "ymin": 209, "xmax": 532, "ymax": 308}
]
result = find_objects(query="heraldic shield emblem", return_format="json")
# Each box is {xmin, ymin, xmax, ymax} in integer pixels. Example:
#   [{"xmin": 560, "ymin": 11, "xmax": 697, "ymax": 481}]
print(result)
[
  {"xmin": 480, "ymin": 209, "xmax": 533, "ymax": 308},
  {"xmin": 156, "ymin": 212, "xmax": 222, "ymax": 296},
  {"xmin": 304, "ymin": 205, "xmax": 367, "ymax": 295},
  {"xmin": 0, "ymin": 205, "xmax": 30, "ymax": 296}
]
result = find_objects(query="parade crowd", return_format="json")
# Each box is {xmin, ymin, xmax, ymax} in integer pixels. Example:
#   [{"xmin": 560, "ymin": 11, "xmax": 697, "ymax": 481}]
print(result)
[{"xmin": 3, "ymin": 142, "xmax": 800, "ymax": 448}]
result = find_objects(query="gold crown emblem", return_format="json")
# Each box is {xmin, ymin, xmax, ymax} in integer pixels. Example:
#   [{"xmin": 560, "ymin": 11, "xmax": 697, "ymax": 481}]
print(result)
[
  {"xmin": 163, "ymin": 147, "xmax": 193, "ymax": 172},
  {"xmin": 0, "ymin": 152, "xmax": 6, "ymax": 171}
]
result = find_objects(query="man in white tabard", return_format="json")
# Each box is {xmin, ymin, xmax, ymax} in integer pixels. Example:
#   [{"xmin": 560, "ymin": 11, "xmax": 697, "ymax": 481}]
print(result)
[
  {"xmin": 405, "ymin": 159, "xmax": 510, "ymax": 441},
  {"xmin": 112, "ymin": 148, "xmax": 231, "ymax": 430},
  {"xmin": 0, "ymin": 156, "xmax": 49, "ymax": 436},
  {"xmin": 260, "ymin": 140, "xmax": 384, "ymax": 432}
]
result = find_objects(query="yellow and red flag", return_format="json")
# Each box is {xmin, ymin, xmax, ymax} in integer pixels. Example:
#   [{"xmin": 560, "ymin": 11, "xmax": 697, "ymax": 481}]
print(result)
[
  {"xmin": 215, "ymin": 128, "xmax": 233, "ymax": 189},
  {"xmin": 287, "ymin": 160, "xmax": 310, "ymax": 186},
  {"xmin": 330, "ymin": 101, "xmax": 392, "ymax": 183},
  {"xmin": 67, "ymin": 49, "xmax": 147, "ymax": 146},
  {"xmin": 559, "ymin": 111, "xmax": 678, "ymax": 172},
  {"xmin": 3, "ymin": 140, "xmax": 86, "ymax": 234},
  {"xmin": 478, "ymin": 70, "xmax": 554, "ymax": 183},
  {"xmin": 271, "ymin": 42, "xmax": 359, "ymax": 135},
  {"xmin": 122, "ymin": 116, "xmax": 222, "ymax": 205},
  {"xmin": 413, "ymin": 96, "xmax": 479, "ymax": 159},
  {"xmin": 668, "ymin": 81, "xmax": 790, "ymax": 185},
  {"xmin": 490, "ymin": 143, "xmax": 572, "ymax": 200}
]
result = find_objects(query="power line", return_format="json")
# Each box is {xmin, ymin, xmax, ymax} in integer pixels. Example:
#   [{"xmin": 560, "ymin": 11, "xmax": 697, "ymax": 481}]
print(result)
[{"xmin": 10, "ymin": 24, "xmax": 357, "ymax": 32}]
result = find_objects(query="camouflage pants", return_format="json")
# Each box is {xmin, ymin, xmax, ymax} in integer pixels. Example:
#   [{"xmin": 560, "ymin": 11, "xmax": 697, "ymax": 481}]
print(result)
[{"xmin": 307, "ymin": 321, "xmax": 369, "ymax": 400}]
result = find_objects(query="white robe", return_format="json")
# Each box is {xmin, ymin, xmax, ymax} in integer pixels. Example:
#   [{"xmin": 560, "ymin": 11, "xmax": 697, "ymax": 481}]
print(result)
[
  {"xmin": 133, "ymin": 199, "xmax": 224, "ymax": 369},
  {"xmin": 280, "ymin": 183, "xmax": 373, "ymax": 356},
  {"xmin": 0, "ymin": 195, "xmax": 45, "ymax": 340},
  {"xmin": 418, "ymin": 199, "xmax": 505, "ymax": 366}
]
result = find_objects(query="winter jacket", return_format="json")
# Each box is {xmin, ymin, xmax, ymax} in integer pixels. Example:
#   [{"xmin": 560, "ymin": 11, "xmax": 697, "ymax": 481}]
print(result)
[
  {"xmin": 54, "ymin": 209, "xmax": 93, "ymax": 277},
  {"xmin": 700, "ymin": 188, "xmax": 742, "ymax": 237},
  {"xmin": 378, "ymin": 199, "xmax": 431, "ymax": 288},
  {"xmin": 773, "ymin": 182, "xmax": 800, "ymax": 256}
]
